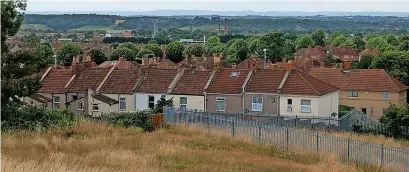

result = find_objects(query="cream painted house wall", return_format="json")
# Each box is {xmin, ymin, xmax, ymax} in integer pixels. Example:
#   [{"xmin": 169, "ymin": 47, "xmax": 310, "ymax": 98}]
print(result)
[
  {"xmin": 280, "ymin": 91, "xmax": 339, "ymax": 117},
  {"xmin": 167, "ymin": 94, "xmax": 205, "ymax": 111},
  {"xmin": 135, "ymin": 93, "xmax": 166, "ymax": 111},
  {"xmin": 339, "ymin": 90, "xmax": 406, "ymax": 120},
  {"xmin": 23, "ymin": 93, "xmax": 67, "ymax": 110}
]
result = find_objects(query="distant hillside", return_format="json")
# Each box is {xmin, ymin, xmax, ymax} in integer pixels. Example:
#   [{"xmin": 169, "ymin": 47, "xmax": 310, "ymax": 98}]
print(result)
[{"xmin": 22, "ymin": 14, "xmax": 409, "ymax": 34}]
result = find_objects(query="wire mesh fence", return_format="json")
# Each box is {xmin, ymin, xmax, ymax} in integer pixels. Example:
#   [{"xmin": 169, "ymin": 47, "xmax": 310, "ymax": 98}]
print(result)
[{"xmin": 164, "ymin": 108, "xmax": 409, "ymax": 172}]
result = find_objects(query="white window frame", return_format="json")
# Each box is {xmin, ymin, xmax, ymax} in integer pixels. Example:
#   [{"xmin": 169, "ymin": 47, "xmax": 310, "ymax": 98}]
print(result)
[
  {"xmin": 92, "ymin": 103, "xmax": 99, "ymax": 112},
  {"xmin": 300, "ymin": 99, "xmax": 311, "ymax": 113},
  {"xmin": 370, "ymin": 108, "xmax": 375, "ymax": 115},
  {"xmin": 53, "ymin": 96, "xmax": 60, "ymax": 109},
  {"xmin": 383, "ymin": 92, "xmax": 390, "ymax": 99},
  {"xmin": 148, "ymin": 95, "xmax": 155, "ymax": 109},
  {"xmin": 286, "ymin": 99, "xmax": 293, "ymax": 111},
  {"xmin": 179, "ymin": 97, "xmax": 188, "ymax": 110},
  {"xmin": 77, "ymin": 101, "xmax": 84, "ymax": 110},
  {"xmin": 251, "ymin": 97, "xmax": 263, "ymax": 112},
  {"xmin": 348, "ymin": 91, "xmax": 358, "ymax": 98},
  {"xmin": 215, "ymin": 97, "xmax": 226, "ymax": 112},
  {"xmin": 119, "ymin": 97, "xmax": 126, "ymax": 110}
]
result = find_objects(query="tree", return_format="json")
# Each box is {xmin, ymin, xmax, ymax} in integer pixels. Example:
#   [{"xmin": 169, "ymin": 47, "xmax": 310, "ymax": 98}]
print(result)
[
  {"xmin": 145, "ymin": 43, "xmax": 163, "ymax": 58},
  {"xmin": 356, "ymin": 54, "xmax": 374, "ymax": 69},
  {"xmin": 148, "ymin": 40, "xmax": 157, "ymax": 44},
  {"xmin": 1, "ymin": 0, "xmax": 43, "ymax": 109},
  {"xmin": 259, "ymin": 31, "xmax": 285, "ymax": 62},
  {"xmin": 55, "ymin": 42, "xmax": 83, "ymax": 65},
  {"xmin": 383, "ymin": 34, "xmax": 399, "ymax": 47},
  {"xmin": 248, "ymin": 39, "xmax": 264, "ymax": 57},
  {"xmin": 184, "ymin": 44, "xmax": 204, "ymax": 57},
  {"xmin": 110, "ymin": 47, "xmax": 138, "ymax": 61},
  {"xmin": 136, "ymin": 49, "xmax": 154, "ymax": 59},
  {"xmin": 227, "ymin": 39, "xmax": 248, "ymax": 62},
  {"xmin": 166, "ymin": 41, "xmax": 184, "ymax": 63},
  {"xmin": 117, "ymin": 42, "xmax": 139, "ymax": 52},
  {"xmin": 327, "ymin": 31, "xmax": 342, "ymax": 45},
  {"xmin": 23, "ymin": 33, "xmax": 41, "ymax": 46},
  {"xmin": 153, "ymin": 95, "xmax": 173, "ymax": 113},
  {"xmin": 340, "ymin": 38, "xmax": 355, "ymax": 49},
  {"xmin": 372, "ymin": 51, "xmax": 409, "ymax": 85},
  {"xmin": 331, "ymin": 34, "xmax": 347, "ymax": 47},
  {"xmin": 206, "ymin": 35, "xmax": 221, "ymax": 49},
  {"xmin": 311, "ymin": 29, "xmax": 325, "ymax": 46},
  {"xmin": 283, "ymin": 39, "xmax": 295, "ymax": 59},
  {"xmin": 88, "ymin": 48, "xmax": 108, "ymax": 65},
  {"xmin": 366, "ymin": 36, "xmax": 395, "ymax": 53},
  {"xmin": 31, "ymin": 42, "xmax": 54, "ymax": 68},
  {"xmin": 352, "ymin": 36, "xmax": 366, "ymax": 52},
  {"xmin": 379, "ymin": 104, "xmax": 409, "ymax": 138},
  {"xmin": 207, "ymin": 44, "xmax": 226, "ymax": 56},
  {"xmin": 295, "ymin": 35, "xmax": 314, "ymax": 50}
]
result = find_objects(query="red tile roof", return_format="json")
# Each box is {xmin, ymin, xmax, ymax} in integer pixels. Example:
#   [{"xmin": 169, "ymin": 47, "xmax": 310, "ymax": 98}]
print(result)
[
  {"xmin": 67, "ymin": 68, "xmax": 111, "ymax": 93},
  {"xmin": 307, "ymin": 68, "xmax": 408, "ymax": 92},
  {"xmin": 358, "ymin": 49, "xmax": 379, "ymax": 57},
  {"xmin": 206, "ymin": 68, "xmax": 250, "ymax": 94},
  {"xmin": 281, "ymin": 70, "xmax": 339, "ymax": 96},
  {"xmin": 331, "ymin": 47, "xmax": 358, "ymax": 61},
  {"xmin": 97, "ymin": 60, "xmax": 137, "ymax": 69},
  {"xmin": 171, "ymin": 70, "xmax": 212, "ymax": 95},
  {"xmin": 246, "ymin": 69, "xmax": 287, "ymax": 93},
  {"xmin": 136, "ymin": 68, "xmax": 178, "ymax": 93},
  {"xmin": 38, "ymin": 68, "xmax": 73, "ymax": 93},
  {"xmin": 237, "ymin": 57, "xmax": 265, "ymax": 69},
  {"xmin": 100, "ymin": 69, "xmax": 140, "ymax": 94}
]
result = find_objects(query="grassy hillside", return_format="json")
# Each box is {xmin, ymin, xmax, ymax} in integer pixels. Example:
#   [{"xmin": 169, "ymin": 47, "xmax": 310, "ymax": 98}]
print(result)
[
  {"xmin": 2, "ymin": 122, "xmax": 390, "ymax": 172},
  {"xmin": 69, "ymin": 25, "xmax": 108, "ymax": 31},
  {"xmin": 21, "ymin": 24, "xmax": 51, "ymax": 30}
]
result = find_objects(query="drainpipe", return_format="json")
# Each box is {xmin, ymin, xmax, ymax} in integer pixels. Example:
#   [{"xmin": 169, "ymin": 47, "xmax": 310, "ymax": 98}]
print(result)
[
  {"xmin": 242, "ymin": 93, "xmax": 245, "ymax": 115},
  {"xmin": 204, "ymin": 92, "xmax": 207, "ymax": 111}
]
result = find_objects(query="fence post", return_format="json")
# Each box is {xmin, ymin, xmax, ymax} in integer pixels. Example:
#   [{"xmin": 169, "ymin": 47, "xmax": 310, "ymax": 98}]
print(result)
[
  {"xmin": 231, "ymin": 117, "xmax": 235, "ymax": 137},
  {"xmin": 286, "ymin": 127, "xmax": 289, "ymax": 151},
  {"xmin": 312, "ymin": 116, "xmax": 315, "ymax": 130},
  {"xmin": 258, "ymin": 120, "xmax": 262, "ymax": 145},
  {"xmin": 316, "ymin": 131, "xmax": 319, "ymax": 153},
  {"xmin": 347, "ymin": 137, "xmax": 351, "ymax": 162},
  {"xmin": 206, "ymin": 112, "xmax": 210, "ymax": 133},
  {"xmin": 380, "ymin": 144, "xmax": 384, "ymax": 168},
  {"xmin": 295, "ymin": 115, "xmax": 297, "ymax": 128}
]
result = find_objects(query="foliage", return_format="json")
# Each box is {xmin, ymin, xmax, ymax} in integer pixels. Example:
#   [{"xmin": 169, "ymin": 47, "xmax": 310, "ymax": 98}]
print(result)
[
  {"xmin": 145, "ymin": 43, "xmax": 163, "ymax": 57},
  {"xmin": 247, "ymin": 39, "xmax": 264, "ymax": 57},
  {"xmin": 311, "ymin": 29, "xmax": 325, "ymax": 47},
  {"xmin": 1, "ymin": 0, "xmax": 26, "ymax": 53},
  {"xmin": 110, "ymin": 47, "xmax": 138, "ymax": 61},
  {"xmin": 184, "ymin": 44, "xmax": 204, "ymax": 57},
  {"xmin": 23, "ymin": 33, "xmax": 41, "ymax": 45},
  {"xmin": 227, "ymin": 39, "xmax": 248, "ymax": 62},
  {"xmin": 283, "ymin": 39, "xmax": 295, "ymax": 59},
  {"xmin": 295, "ymin": 35, "xmax": 314, "ymax": 50},
  {"xmin": 356, "ymin": 54, "xmax": 374, "ymax": 69},
  {"xmin": 136, "ymin": 49, "xmax": 154, "ymax": 58},
  {"xmin": 88, "ymin": 48, "xmax": 108, "ymax": 65},
  {"xmin": 327, "ymin": 31, "xmax": 342, "ymax": 45},
  {"xmin": 207, "ymin": 44, "xmax": 226, "ymax": 56},
  {"xmin": 340, "ymin": 38, "xmax": 355, "ymax": 48},
  {"xmin": 323, "ymin": 53, "xmax": 340, "ymax": 64},
  {"xmin": 206, "ymin": 35, "xmax": 221, "ymax": 49},
  {"xmin": 259, "ymin": 31, "xmax": 285, "ymax": 62},
  {"xmin": 153, "ymin": 96, "xmax": 173, "ymax": 114},
  {"xmin": 352, "ymin": 36, "xmax": 366, "ymax": 52},
  {"xmin": 148, "ymin": 39, "xmax": 157, "ymax": 44},
  {"xmin": 104, "ymin": 110, "xmax": 153, "ymax": 132},
  {"xmin": 166, "ymin": 41, "xmax": 184, "ymax": 63},
  {"xmin": 1, "ymin": 103, "xmax": 76, "ymax": 131},
  {"xmin": 103, "ymin": 37, "xmax": 170, "ymax": 45},
  {"xmin": 117, "ymin": 42, "xmax": 139, "ymax": 52},
  {"xmin": 55, "ymin": 42, "xmax": 83, "ymax": 65},
  {"xmin": 366, "ymin": 36, "xmax": 395, "ymax": 53},
  {"xmin": 383, "ymin": 34, "xmax": 399, "ymax": 47},
  {"xmin": 372, "ymin": 50, "xmax": 409, "ymax": 85},
  {"xmin": 331, "ymin": 34, "xmax": 348, "ymax": 47},
  {"xmin": 31, "ymin": 42, "xmax": 54, "ymax": 67},
  {"xmin": 379, "ymin": 104, "xmax": 409, "ymax": 138},
  {"xmin": 338, "ymin": 105, "xmax": 352, "ymax": 118}
]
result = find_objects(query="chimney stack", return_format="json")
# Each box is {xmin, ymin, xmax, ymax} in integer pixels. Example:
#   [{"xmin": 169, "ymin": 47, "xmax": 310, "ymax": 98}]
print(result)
[
  {"xmin": 232, "ymin": 63, "xmax": 237, "ymax": 69},
  {"xmin": 342, "ymin": 61, "xmax": 352, "ymax": 71},
  {"xmin": 71, "ymin": 56, "xmax": 83, "ymax": 75},
  {"xmin": 186, "ymin": 55, "xmax": 192, "ymax": 66},
  {"xmin": 141, "ymin": 57, "xmax": 148, "ymax": 66}
]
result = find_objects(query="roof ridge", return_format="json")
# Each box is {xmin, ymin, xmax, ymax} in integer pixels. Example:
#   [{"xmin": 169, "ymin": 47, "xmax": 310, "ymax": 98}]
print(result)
[
  {"xmin": 382, "ymin": 69, "xmax": 400, "ymax": 91},
  {"xmin": 98, "ymin": 67, "xmax": 118, "ymax": 92},
  {"xmin": 297, "ymin": 70, "xmax": 321, "ymax": 96},
  {"xmin": 96, "ymin": 66, "xmax": 116, "ymax": 92}
]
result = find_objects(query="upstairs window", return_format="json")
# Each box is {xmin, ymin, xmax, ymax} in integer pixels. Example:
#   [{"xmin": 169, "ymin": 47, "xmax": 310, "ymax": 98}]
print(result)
[
  {"xmin": 251, "ymin": 97, "xmax": 263, "ymax": 112},
  {"xmin": 348, "ymin": 91, "xmax": 358, "ymax": 98},
  {"xmin": 383, "ymin": 92, "xmax": 390, "ymax": 99}
]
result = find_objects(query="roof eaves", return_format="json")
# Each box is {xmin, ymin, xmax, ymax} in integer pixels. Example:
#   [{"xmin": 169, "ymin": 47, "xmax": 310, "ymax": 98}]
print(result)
[
  {"xmin": 40, "ymin": 67, "xmax": 53, "ymax": 82},
  {"xmin": 241, "ymin": 69, "xmax": 253, "ymax": 93},
  {"xmin": 297, "ymin": 71, "xmax": 321, "ymax": 96},
  {"xmin": 382, "ymin": 69, "xmax": 400, "ymax": 91},
  {"xmin": 204, "ymin": 69, "xmax": 218, "ymax": 91}
]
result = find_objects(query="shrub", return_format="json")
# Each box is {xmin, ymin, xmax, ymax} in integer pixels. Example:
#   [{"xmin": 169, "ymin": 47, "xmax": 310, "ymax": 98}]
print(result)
[
  {"xmin": 1, "ymin": 103, "xmax": 76, "ymax": 131},
  {"xmin": 104, "ymin": 110, "xmax": 153, "ymax": 132}
]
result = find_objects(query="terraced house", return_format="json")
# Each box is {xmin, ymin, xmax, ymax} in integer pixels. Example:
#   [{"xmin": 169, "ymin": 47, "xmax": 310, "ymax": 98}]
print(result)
[{"xmin": 308, "ymin": 68, "xmax": 407, "ymax": 120}]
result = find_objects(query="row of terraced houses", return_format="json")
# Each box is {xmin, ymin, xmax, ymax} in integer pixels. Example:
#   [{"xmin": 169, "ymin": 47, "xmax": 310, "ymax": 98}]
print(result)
[{"xmin": 24, "ymin": 53, "xmax": 407, "ymax": 121}]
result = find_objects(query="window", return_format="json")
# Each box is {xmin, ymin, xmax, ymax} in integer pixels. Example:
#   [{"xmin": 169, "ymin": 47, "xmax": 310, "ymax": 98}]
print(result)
[
  {"xmin": 252, "ymin": 97, "xmax": 263, "ymax": 112},
  {"xmin": 300, "ymin": 100, "xmax": 311, "ymax": 113},
  {"xmin": 383, "ymin": 92, "xmax": 390, "ymax": 99},
  {"xmin": 231, "ymin": 72, "xmax": 239, "ymax": 77},
  {"xmin": 148, "ymin": 96, "xmax": 155, "ymax": 109},
  {"xmin": 119, "ymin": 97, "xmax": 126, "ymax": 110},
  {"xmin": 179, "ymin": 97, "xmax": 187, "ymax": 111},
  {"xmin": 77, "ymin": 101, "xmax": 84, "ymax": 110},
  {"xmin": 30, "ymin": 101, "xmax": 34, "ymax": 105},
  {"xmin": 286, "ymin": 99, "xmax": 293, "ymax": 111},
  {"xmin": 215, "ymin": 97, "xmax": 226, "ymax": 112},
  {"xmin": 348, "ymin": 91, "xmax": 358, "ymax": 98},
  {"xmin": 71, "ymin": 95, "xmax": 78, "ymax": 101},
  {"xmin": 53, "ymin": 96, "xmax": 60, "ymax": 109},
  {"xmin": 272, "ymin": 97, "xmax": 276, "ymax": 104},
  {"xmin": 370, "ymin": 108, "xmax": 375, "ymax": 115},
  {"xmin": 92, "ymin": 103, "xmax": 99, "ymax": 111},
  {"xmin": 362, "ymin": 108, "xmax": 367, "ymax": 114}
]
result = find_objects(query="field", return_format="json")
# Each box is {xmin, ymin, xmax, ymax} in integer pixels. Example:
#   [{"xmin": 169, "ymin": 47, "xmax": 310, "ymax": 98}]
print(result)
[
  {"xmin": 69, "ymin": 25, "xmax": 109, "ymax": 31},
  {"xmin": 20, "ymin": 24, "xmax": 51, "ymax": 30},
  {"xmin": 180, "ymin": 24, "xmax": 220, "ymax": 31},
  {"xmin": 2, "ymin": 122, "xmax": 391, "ymax": 172}
]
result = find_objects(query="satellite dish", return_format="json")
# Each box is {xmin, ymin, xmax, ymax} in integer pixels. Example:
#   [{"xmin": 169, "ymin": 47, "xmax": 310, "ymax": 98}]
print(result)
[{"xmin": 331, "ymin": 112, "xmax": 337, "ymax": 117}]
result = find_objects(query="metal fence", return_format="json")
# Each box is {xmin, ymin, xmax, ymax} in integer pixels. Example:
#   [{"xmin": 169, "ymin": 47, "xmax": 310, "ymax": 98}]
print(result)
[{"xmin": 164, "ymin": 108, "xmax": 409, "ymax": 172}]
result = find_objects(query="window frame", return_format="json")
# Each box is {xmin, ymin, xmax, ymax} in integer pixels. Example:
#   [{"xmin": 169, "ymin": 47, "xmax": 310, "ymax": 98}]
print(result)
[
  {"xmin": 148, "ymin": 95, "xmax": 155, "ymax": 109},
  {"xmin": 300, "ymin": 99, "xmax": 311, "ymax": 113},
  {"xmin": 119, "ymin": 97, "xmax": 127, "ymax": 110},
  {"xmin": 383, "ymin": 91, "xmax": 390, "ymax": 99},
  {"xmin": 77, "ymin": 101, "xmax": 84, "ymax": 110},
  {"xmin": 179, "ymin": 97, "xmax": 188, "ymax": 110},
  {"xmin": 215, "ymin": 97, "xmax": 226, "ymax": 112},
  {"xmin": 92, "ymin": 103, "xmax": 99, "ymax": 112},
  {"xmin": 251, "ymin": 97, "xmax": 263, "ymax": 112},
  {"xmin": 348, "ymin": 91, "xmax": 358, "ymax": 98},
  {"xmin": 53, "ymin": 96, "xmax": 60, "ymax": 109}
]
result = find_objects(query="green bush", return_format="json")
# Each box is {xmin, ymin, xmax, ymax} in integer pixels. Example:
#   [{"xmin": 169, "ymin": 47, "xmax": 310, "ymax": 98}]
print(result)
[
  {"xmin": 1, "ymin": 103, "xmax": 76, "ymax": 131},
  {"xmin": 104, "ymin": 110, "xmax": 153, "ymax": 132}
]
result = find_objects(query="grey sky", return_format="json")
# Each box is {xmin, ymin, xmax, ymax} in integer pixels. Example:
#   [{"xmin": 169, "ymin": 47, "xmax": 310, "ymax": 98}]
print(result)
[{"xmin": 27, "ymin": 0, "xmax": 409, "ymax": 12}]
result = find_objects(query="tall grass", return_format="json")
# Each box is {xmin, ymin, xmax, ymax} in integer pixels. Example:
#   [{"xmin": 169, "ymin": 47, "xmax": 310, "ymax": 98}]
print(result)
[{"xmin": 2, "ymin": 122, "xmax": 391, "ymax": 172}]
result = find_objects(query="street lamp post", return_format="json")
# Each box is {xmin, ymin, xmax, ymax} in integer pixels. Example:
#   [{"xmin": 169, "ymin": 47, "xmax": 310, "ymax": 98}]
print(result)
[{"xmin": 263, "ymin": 48, "xmax": 267, "ymax": 69}]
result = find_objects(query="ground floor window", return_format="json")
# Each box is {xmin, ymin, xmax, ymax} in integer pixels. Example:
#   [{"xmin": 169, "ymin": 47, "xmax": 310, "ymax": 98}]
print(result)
[
  {"xmin": 92, "ymin": 103, "xmax": 99, "ymax": 111},
  {"xmin": 180, "ymin": 97, "xmax": 187, "ymax": 111},
  {"xmin": 300, "ymin": 99, "xmax": 311, "ymax": 113},
  {"xmin": 53, "ymin": 96, "xmax": 60, "ymax": 109},
  {"xmin": 215, "ymin": 97, "xmax": 226, "ymax": 112},
  {"xmin": 148, "ymin": 96, "xmax": 155, "ymax": 109}
]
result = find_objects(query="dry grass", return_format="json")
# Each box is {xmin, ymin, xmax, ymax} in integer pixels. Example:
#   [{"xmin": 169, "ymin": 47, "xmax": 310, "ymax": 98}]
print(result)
[
  {"xmin": 2, "ymin": 122, "xmax": 390, "ymax": 172},
  {"xmin": 322, "ymin": 131, "xmax": 409, "ymax": 148}
]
